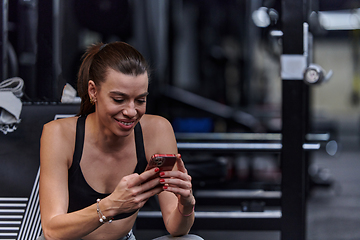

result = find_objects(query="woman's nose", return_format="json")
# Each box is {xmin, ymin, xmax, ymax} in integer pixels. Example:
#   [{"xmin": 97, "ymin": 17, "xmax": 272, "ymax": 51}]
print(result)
[{"xmin": 123, "ymin": 103, "xmax": 137, "ymax": 118}]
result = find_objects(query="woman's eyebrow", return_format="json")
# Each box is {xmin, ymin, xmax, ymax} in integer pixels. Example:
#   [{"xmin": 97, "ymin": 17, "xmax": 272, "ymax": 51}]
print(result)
[
  {"xmin": 137, "ymin": 92, "xmax": 149, "ymax": 98},
  {"xmin": 109, "ymin": 91, "xmax": 149, "ymax": 98}
]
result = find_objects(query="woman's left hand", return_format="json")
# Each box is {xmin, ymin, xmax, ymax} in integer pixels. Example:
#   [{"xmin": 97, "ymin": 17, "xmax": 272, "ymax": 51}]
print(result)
[{"xmin": 159, "ymin": 154, "xmax": 196, "ymax": 207}]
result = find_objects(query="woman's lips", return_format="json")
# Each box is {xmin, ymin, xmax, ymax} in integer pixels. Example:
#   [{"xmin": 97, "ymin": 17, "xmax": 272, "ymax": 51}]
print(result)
[
  {"xmin": 116, "ymin": 119, "xmax": 136, "ymax": 129},
  {"xmin": 119, "ymin": 121, "xmax": 133, "ymax": 126}
]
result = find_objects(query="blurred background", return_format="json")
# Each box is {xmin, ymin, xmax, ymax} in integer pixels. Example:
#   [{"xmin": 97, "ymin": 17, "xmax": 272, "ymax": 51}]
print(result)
[{"xmin": 1, "ymin": 0, "xmax": 360, "ymax": 239}]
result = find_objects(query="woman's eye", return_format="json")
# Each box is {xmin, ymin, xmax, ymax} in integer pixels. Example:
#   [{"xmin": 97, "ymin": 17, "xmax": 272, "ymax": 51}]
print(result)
[
  {"xmin": 113, "ymin": 99, "xmax": 124, "ymax": 103},
  {"xmin": 137, "ymin": 99, "xmax": 146, "ymax": 104}
]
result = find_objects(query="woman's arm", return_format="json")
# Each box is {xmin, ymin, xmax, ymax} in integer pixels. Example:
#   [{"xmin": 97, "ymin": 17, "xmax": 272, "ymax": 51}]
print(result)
[
  {"xmin": 141, "ymin": 115, "xmax": 196, "ymax": 236},
  {"xmin": 39, "ymin": 119, "xmax": 104, "ymax": 240},
  {"xmin": 39, "ymin": 119, "xmax": 163, "ymax": 240},
  {"xmin": 157, "ymin": 158, "xmax": 196, "ymax": 236}
]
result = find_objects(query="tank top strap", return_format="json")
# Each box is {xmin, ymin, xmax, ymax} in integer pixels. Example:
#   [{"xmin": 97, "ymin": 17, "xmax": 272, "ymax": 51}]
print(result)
[
  {"xmin": 68, "ymin": 115, "xmax": 86, "ymax": 177},
  {"xmin": 134, "ymin": 122, "xmax": 147, "ymax": 173}
]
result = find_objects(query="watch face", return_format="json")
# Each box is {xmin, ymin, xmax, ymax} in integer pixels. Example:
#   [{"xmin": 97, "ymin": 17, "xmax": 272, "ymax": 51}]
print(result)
[{"xmin": 305, "ymin": 69, "xmax": 320, "ymax": 83}]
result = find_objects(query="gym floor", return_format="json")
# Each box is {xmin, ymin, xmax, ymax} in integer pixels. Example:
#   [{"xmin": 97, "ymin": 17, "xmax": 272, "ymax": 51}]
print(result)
[
  {"xmin": 135, "ymin": 117, "xmax": 360, "ymax": 240},
  {"xmin": 306, "ymin": 118, "xmax": 360, "ymax": 240}
]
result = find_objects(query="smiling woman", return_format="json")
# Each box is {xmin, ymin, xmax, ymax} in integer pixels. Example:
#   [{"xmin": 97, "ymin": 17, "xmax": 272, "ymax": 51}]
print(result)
[
  {"xmin": 77, "ymin": 42, "xmax": 149, "ymax": 118},
  {"xmin": 38, "ymin": 42, "xmax": 203, "ymax": 240},
  {"xmin": 88, "ymin": 69, "xmax": 149, "ymax": 137}
]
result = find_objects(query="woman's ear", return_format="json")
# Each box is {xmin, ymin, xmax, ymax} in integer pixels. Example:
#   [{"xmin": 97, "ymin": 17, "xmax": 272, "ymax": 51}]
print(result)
[{"xmin": 88, "ymin": 80, "xmax": 97, "ymax": 102}]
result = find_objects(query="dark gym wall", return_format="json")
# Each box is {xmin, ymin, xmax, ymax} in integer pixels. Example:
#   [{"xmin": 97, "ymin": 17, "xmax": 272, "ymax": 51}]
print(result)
[{"xmin": 0, "ymin": 104, "xmax": 79, "ymax": 197}]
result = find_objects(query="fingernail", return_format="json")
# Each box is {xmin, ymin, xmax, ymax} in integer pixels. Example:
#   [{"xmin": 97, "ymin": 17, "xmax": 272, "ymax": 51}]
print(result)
[
  {"xmin": 159, "ymin": 172, "xmax": 165, "ymax": 176},
  {"xmin": 160, "ymin": 179, "xmax": 165, "ymax": 183},
  {"xmin": 155, "ymin": 168, "xmax": 160, "ymax": 173},
  {"xmin": 178, "ymin": 154, "xmax": 181, "ymax": 158},
  {"xmin": 163, "ymin": 186, "xmax": 168, "ymax": 190}
]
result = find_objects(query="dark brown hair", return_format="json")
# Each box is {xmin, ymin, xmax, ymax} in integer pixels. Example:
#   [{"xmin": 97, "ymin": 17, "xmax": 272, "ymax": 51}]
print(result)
[{"xmin": 77, "ymin": 41, "xmax": 149, "ymax": 116}]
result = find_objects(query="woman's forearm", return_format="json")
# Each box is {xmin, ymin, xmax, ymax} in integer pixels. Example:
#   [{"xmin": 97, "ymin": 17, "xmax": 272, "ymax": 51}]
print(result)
[
  {"xmin": 42, "ymin": 201, "xmax": 108, "ymax": 240},
  {"xmin": 165, "ymin": 203, "xmax": 195, "ymax": 237}
]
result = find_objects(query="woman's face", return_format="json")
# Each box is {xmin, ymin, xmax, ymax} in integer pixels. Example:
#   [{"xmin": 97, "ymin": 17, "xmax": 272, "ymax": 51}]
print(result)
[{"xmin": 92, "ymin": 68, "xmax": 148, "ymax": 137}]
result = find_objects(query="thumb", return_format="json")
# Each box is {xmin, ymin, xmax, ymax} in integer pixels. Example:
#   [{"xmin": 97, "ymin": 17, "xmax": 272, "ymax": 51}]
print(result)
[{"xmin": 176, "ymin": 154, "xmax": 187, "ymax": 173}]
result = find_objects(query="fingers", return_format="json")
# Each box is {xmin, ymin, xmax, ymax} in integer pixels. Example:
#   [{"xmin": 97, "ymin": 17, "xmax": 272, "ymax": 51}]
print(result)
[
  {"xmin": 159, "ymin": 157, "xmax": 192, "ymax": 190},
  {"xmin": 162, "ymin": 184, "xmax": 192, "ymax": 198},
  {"xmin": 159, "ymin": 175, "xmax": 192, "ymax": 193},
  {"xmin": 123, "ymin": 170, "xmax": 163, "ymax": 198},
  {"xmin": 113, "ymin": 168, "xmax": 163, "ymax": 201},
  {"xmin": 125, "ymin": 167, "xmax": 160, "ymax": 188},
  {"xmin": 130, "ymin": 185, "xmax": 163, "ymax": 206},
  {"xmin": 175, "ymin": 155, "xmax": 188, "ymax": 174},
  {"xmin": 159, "ymin": 168, "xmax": 193, "ymax": 200},
  {"xmin": 159, "ymin": 167, "xmax": 191, "ymax": 182},
  {"xmin": 110, "ymin": 171, "xmax": 164, "ymax": 212},
  {"xmin": 160, "ymin": 175, "xmax": 195, "ymax": 207},
  {"xmin": 127, "ymin": 178, "xmax": 163, "ymax": 209}
]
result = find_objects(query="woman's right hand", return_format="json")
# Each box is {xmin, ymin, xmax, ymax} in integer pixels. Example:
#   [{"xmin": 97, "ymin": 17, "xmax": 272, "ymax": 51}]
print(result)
[{"xmin": 105, "ymin": 167, "xmax": 163, "ymax": 215}]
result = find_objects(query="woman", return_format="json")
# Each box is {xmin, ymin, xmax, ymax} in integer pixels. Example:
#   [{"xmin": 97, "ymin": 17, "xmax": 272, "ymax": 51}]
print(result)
[{"xmin": 39, "ymin": 42, "xmax": 202, "ymax": 240}]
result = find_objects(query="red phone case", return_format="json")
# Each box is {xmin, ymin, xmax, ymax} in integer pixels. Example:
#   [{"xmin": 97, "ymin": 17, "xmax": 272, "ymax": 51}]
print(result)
[
  {"xmin": 145, "ymin": 154, "xmax": 177, "ymax": 171},
  {"xmin": 144, "ymin": 154, "xmax": 177, "ymax": 184}
]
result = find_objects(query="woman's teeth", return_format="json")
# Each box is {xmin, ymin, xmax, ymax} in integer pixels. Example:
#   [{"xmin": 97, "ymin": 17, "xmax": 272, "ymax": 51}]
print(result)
[{"xmin": 120, "ymin": 121, "xmax": 133, "ymax": 126}]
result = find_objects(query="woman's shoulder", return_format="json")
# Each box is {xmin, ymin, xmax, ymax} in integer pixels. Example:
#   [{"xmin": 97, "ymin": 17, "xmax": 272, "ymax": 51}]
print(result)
[
  {"xmin": 42, "ymin": 116, "xmax": 78, "ymax": 140},
  {"xmin": 139, "ymin": 114, "xmax": 177, "ymax": 154},
  {"xmin": 43, "ymin": 116, "xmax": 77, "ymax": 130},
  {"xmin": 139, "ymin": 114, "xmax": 173, "ymax": 133},
  {"xmin": 40, "ymin": 116, "xmax": 79, "ymax": 168}
]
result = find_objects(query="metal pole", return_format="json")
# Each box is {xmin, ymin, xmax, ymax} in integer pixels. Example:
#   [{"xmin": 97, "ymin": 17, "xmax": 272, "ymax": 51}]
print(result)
[
  {"xmin": 280, "ymin": 0, "xmax": 308, "ymax": 239},
  {"xmin": 18, "ymin": 0, "xmax": 38, "ymax": 99},
  {"xmin": 0, "ymin": 0, "xmax": 8, "ymax": 81},
  {"xmin": 36, "ymin": 0, "xmax": 63, "ymax": 101}
]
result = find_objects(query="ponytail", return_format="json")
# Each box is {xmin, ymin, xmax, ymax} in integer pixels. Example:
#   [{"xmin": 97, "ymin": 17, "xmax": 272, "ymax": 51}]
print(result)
[{"xmin": 77, "ymin": 43, "xmax": 103, "ymax": 116}]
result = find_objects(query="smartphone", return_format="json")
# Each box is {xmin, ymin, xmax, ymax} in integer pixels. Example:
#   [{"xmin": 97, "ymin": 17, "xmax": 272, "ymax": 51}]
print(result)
[
  {"xmin": 144, "ymin": 154, "xmax": 177, "ymax": 185},
  {"xmin": 145, "ymin": 154, "xmax": 177, "ymax": 172}
]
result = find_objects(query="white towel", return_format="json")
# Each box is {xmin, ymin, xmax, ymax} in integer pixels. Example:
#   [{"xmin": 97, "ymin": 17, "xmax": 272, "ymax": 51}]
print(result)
[{"xmin": 0, "ymin": 77, "xmax": 24, "ymax": 134}]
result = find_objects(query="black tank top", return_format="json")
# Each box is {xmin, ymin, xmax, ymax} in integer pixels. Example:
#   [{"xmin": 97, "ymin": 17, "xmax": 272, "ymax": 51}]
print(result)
[{"xmin": 67, "ymin": 115, "xmax": 148, "ymax": 220}]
